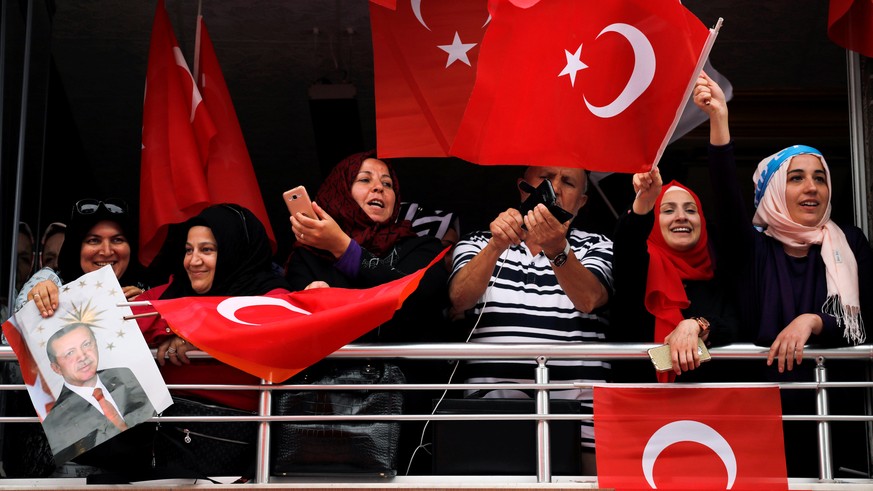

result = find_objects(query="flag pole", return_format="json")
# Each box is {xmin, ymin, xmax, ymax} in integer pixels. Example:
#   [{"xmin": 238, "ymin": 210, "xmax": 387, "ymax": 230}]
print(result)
[{"xmin": 651, "ymin": 17, "xmax": 724, "ymax": 171}]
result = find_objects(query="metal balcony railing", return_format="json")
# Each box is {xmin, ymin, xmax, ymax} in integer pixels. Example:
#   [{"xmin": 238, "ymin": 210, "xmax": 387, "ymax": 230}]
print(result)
[{"xmin": 0, "ymin": 343, "xmax": 871, "ymax": 488}]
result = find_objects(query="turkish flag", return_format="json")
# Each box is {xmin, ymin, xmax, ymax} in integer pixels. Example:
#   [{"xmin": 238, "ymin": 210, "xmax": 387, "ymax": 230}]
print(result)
[
  {"xmin": 140, "ymin": 0, "xmax": 216, "ymax": 266},
  {"xmin": 146, "ymin": 251, "xmax": 443, "ymax": 382},
  {"xmin": 193, "ymin": 16, "xmax": 277, "ymax": 253},
  {"xmin": 450, "ymin": 0, "xmax": 716, "ymax": 173},
  {"xmin": 369, "ymin": 0, "xmax": 489, "ymax": 157},
  {"xmin": 828, "ymin": 0, "xmax": 873, "ymax": 58},
  {"xmin": 594, "ymin": 386, "xmax": 788, "ymax": 490}
]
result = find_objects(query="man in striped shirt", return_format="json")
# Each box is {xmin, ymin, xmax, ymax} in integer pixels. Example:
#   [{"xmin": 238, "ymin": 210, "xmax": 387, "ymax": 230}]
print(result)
[{"xmin": 448, "ymin": 166, "xmax": 613, "ymax": 473}]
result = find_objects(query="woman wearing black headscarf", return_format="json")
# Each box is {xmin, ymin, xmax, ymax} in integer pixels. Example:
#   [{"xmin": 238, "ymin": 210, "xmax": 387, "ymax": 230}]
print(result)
[
  {"xmin": 136, "ymin": 203, "xmax": 290, "ymax": 410},
  {"xmin": 17, "ymin": 198, "xmax": 147, "ymax": 315}
]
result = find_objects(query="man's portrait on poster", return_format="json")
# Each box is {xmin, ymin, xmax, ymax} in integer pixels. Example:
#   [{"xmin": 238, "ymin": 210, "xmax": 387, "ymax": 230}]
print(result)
[{"xmin": 4, "ymin": 267, "xmax": 171, "ymax": 463}]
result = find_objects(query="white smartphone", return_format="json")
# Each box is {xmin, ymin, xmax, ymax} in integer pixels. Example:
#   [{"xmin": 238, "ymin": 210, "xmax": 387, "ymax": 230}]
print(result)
[{"xmin": 283, "ymin": 186, "xmax": 316, "ymax": 219}]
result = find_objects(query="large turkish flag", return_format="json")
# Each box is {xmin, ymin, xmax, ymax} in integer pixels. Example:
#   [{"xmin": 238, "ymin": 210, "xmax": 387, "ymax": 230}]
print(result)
[
  {"xmin": 370, "ymin": 0, "xmax": 489, "ymax": 157},
  {"xmin": 594, "ymin": 386, "xmax": 788, "ymax": 490},
  {"xmin": 194, "ymin": 16, "xmax": 277, "ymax": 253},
  {"xmin": 140, "ymin": 0, "xmax": 216, "ymax": 266},
  {"xmin": 450, "ymin": 0, "xmax": 716, "ymax": 173},
  {"xmin": 146, "ymin": 252, "xmax": 443, "ymax": 382}
]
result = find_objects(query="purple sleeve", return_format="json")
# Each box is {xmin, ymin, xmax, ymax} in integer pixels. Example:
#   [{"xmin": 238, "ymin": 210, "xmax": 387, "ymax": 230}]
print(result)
[{"xmin": 333, "ymin": 240, "xmax": 362, "ymax": 277}]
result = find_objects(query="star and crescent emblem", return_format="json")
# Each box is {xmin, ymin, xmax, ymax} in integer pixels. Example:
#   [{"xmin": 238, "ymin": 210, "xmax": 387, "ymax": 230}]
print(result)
[{"xmin": 559, "ymin": 22, "xmax": 656, "ymax": 119}]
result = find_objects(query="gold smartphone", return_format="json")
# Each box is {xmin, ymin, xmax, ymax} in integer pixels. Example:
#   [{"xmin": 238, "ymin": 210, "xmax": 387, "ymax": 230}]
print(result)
[{"xmin": 647, "ymin": 338, "xmax": 712, "ymax": 372}]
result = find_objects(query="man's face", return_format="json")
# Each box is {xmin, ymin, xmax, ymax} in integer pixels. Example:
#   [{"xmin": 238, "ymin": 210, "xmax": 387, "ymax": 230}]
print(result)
[
  {"xmin": 520, "ymin": 166, "xmax": 588, "ymax": 218},
  {"xmin": 49, "ymin": 326, "xmax": 99, "ymax": 387}
]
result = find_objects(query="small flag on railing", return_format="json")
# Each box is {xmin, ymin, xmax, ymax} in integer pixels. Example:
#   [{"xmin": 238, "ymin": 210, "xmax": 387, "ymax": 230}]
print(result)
[{"xmin": 594, "ymin": 386, "xmax": 788, "ymax": 490}]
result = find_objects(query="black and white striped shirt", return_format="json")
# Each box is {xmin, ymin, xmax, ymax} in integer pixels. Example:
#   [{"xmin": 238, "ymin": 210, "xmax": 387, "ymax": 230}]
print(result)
[{"xmin": 450, "ymin": 228, "xmax": 614, "ymax": 447}]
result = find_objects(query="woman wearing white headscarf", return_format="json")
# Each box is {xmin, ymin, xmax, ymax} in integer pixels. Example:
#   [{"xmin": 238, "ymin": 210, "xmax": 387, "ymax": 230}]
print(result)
[{"xmin": 695, "ymin": 71, "xmax": 872, "ymax": 477}]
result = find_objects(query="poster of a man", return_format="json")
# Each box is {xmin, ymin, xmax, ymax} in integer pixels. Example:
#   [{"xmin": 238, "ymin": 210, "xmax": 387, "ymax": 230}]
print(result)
[
  {"xmin": 42, "ymin": 323, "xmax": 155, "ymax": 463},
  {"xmin": 1, "ymin": 266, "xmax": 172, "ymax": 464}
]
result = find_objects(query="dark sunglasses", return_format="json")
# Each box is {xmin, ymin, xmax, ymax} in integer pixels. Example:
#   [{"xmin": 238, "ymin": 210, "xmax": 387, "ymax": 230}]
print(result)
[{"xmin": 73, "ymin": 199, "xmax": 128, "ymax": 218}]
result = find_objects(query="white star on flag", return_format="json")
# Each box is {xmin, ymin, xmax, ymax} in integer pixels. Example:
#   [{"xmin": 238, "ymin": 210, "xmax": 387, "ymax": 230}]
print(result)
[
  {"xmin": 438, "ymin": 32, "xmax": 477, "ymax": 68},
  {"xmin": 558, "ymin": 44, "xmax": 588, "ymax": 87}
]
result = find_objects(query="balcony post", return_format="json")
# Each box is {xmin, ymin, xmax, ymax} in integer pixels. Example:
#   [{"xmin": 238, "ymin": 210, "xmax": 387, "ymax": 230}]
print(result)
[
  {"xmin": 535, "ymin": 355, "xmax": 551, "ymax": 483},
  {"xmin": 816, "ymin": 356, "xmax": 834, "ymax": 481}
]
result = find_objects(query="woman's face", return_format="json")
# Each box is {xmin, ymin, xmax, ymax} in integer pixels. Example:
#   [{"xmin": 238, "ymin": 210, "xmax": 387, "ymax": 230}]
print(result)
[
  {"xmin": 658, "ymin": 188, "xmax": 702, "ymax": 252},
  {"xmin": 79, "ymin": 220, "xmax": 130, "ymax": 278},
  {"xmin": 785, "ymin": 154, "xmax": 829, "ymax": 226},
  {"xmin": 350, "ymin": 158, "xmax": 396, "ymax": 224},
  {"xmin": 184, "ymin": 225, "xmax": 218, "ymax": 294}
]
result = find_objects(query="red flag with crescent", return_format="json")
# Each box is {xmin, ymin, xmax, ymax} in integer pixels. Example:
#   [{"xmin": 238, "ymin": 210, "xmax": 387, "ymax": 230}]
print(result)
[
  {"xmin": 140, "ymin": 0, "xmax": 216, "ymax": 266},
  {"xmin": 450, "ymin": 0, "xmax": 716, "ymax": 172},
  {"xmin": 594, "ymin": 386, "xmax": 788, "ymax": 490},
  {"xmin": 145, "ymin": 252, "xmax": 444, "ymax": 382},
  {"xmin": 369, "ymin": 0, "xmax": 489, "ymax": 157}
]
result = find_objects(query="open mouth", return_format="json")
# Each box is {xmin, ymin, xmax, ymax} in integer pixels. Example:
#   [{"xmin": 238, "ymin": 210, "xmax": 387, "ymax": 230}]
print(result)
[
  {"xmin": 367, "ymin": 199, "xmax": 385, "ymax": 208},
  {"xmin": 799, "ymin": 201, "xmax": 819, "ymax": 208},
  {"xmin": 670, "ymin": 226, "xmax": 692, "ymax": 234}
]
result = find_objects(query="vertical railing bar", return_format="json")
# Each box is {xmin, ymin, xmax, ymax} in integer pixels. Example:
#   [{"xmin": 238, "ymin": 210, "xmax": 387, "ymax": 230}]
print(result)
[
  {"xmin": 816, "ymin": 356, "xmax": 834, "ymax": 481},
  {"xmin": 535, "ymin": 355, "xmax": 551, "ymax": 483},
  {"xmin": 255, "ymin": 378, "xmax": 272, "ymax": 483}
]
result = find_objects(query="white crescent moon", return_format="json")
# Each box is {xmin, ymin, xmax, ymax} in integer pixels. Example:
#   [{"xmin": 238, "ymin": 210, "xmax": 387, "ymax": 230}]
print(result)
[
  {"xmin": 411, "ymin": 0, "xmax": 430, "ymax": 31},
  {"xmin": 642, "ymin": 420, "xmax": 737, "ymax": 489},
  {"xmin": 411, "ymin": 0, "xmax": 490, "ymax": 30},
  {"xmin": 216, "ymin": 296, "xmax": 312, "ymax": 326},
  {"xmin": 584, "ymin": 23, "xmax": 655, "ymax": 119}
]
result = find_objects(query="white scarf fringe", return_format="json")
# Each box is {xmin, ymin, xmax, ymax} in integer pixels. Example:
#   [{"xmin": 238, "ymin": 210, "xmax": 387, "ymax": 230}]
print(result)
[{"xmin": 822, "ymin": 295, "xmax": 866, "ymax": 345}]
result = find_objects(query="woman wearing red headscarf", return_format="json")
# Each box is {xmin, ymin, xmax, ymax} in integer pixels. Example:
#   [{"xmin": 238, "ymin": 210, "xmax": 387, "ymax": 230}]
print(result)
[
  {"xmin": 284, "ymin": 150, "xmax": 449, "ymax": 343},
  {"xmin": 283, "ymin": 151, "xmax": 451, "ymax": 474},
  {"xmin": 611, "ymin": 168, "xmax": 738, "ymax": 382}
]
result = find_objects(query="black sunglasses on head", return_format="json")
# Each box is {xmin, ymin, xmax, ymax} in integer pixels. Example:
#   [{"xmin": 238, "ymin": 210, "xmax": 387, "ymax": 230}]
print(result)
[{"xmin": 72, "ymin": 199, "xmax": 128, "ymax": 218}]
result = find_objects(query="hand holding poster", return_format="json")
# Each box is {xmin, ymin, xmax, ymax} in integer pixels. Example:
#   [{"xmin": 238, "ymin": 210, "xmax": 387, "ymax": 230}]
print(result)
[{"xmin": 2, "ymin": 267, "xmax": 172, "ymax": 464}]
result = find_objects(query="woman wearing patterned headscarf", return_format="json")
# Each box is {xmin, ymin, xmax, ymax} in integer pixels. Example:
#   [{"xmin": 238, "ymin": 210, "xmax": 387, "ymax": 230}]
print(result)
[
  {"xmin": 695, "ymin": 72, "xmax": 870, "ymax": 369},
  {"xmin": 695, "ymin": 71, "xmax": 872, "ymax": 477},
  {"xmin": 284, "ymin": 150, "xmax": 448, "ymax": 343},
  {"xmin": 284, "ymin": 151, "xmax": 451, "ymax": 474},
  {"xmin": 611, "ymin": 168, "xmax": 737, "ymax": 383}
]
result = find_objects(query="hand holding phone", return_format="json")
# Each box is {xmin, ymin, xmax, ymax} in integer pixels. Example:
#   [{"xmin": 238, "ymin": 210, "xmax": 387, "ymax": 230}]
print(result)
[
  {"xmin": 647, "ymin": 338, "xmax": 712, "ymax": 372},
  {"xmin": 517, "ymin": 180, "xmax": 574, "ymax": 227},
  {"xmin": 283, "ymin": 186, "xmax": 316, "ymax": 219}
]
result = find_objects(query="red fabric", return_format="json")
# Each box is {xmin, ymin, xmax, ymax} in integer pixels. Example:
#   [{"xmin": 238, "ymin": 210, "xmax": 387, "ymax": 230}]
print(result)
[
  {"xmin": 828, "ymin": 0, "xmax": 873, "ymax": 58},
  {"xmin": 146, "ymin": 253, "xmax": 442, "ymax": 382},
  {"xmin": 450, "ymin": 0, "xmax": 711, "ymax": 172},
  {"xmin": 2, "ymin": 318, "xmax": 55, "ymax": 417},
  {"xmin": 134, "ymin": 284, "xmax": 271, "ymax": 411},
  {"xmin": 194, "ymin": 16, "xmax": 277, "ymax": 254},
  {"xmin": 370, "ymin": 0, "xmax": 489, "ymax": 157},
  {"xmin": 140, "ymin": 0, "xmax": 216, "ymax": 266},
  {"xmin": 644, "ymin": 181, "xmax": 713, "ymax": 383},
  {"xmin": 594, "ymin": 386, "xmax": 788, "ymax": 490}
]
